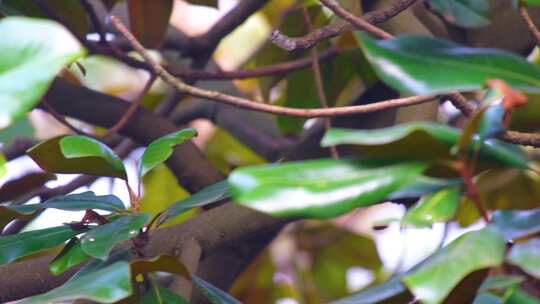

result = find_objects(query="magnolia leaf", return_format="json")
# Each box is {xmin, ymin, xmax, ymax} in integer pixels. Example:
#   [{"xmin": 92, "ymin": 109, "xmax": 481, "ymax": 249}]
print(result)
[
  {"xmin": 356, "ymin": 34, "xmax": 540, "ymax": 95},
  {"xmin": 403, "ymin": 227, "xmax": 505, "ymax": 304},
  {"xmin": 0, "ymin": 17, "xmax": 85, "ymax": 128},
  {"xmin": 158, "ymin": 180, "xmax": 229, "ymax": 226},
  {"xmin": 492, "ymin": 208, "xmax": 540, "ymax": 240},
  {"xmin": 192, "ymin": 275, "xmax": 241, "ymax": 304},
  {"xmin": 229, "ymin": 159, "xmax": 426, "ymax": 219},
  {"xmin": 507, "ymin": 238, "xmax": 540, "ymax": 279},
  {"xmin": 427, "ymin": 0, "xmax": 490, "ymax": 28},
  {"xmin": 402, "ymin": 186, "xmax": 460, "ymax": 227},
  {"xmin": 20, "ymin": 261, "xmax": 132, "ymax": 304},
  {"xmin": 6, "ymin": 191, "xmax": 125, "ymax": 215},
  {"xmin": 81, "ymin": 213, "xmax": 150, "ymax": 259},
  {"xmin": 49, "ymin": 238, "xmax": 91, "ymax": 275},
  {"xmin": 28, "ymin": 135, "xmax": 126, "ymax": 179},
  {"xmin": 322, "ymin": 123, "xmax": 528, "ymax": 169},
  {"xmin": 139, "ymin": 128, "xmax": 197, "ymax": 178},
  {"xmin": 0, "ymin": 225, "xmax": 78, "ymax": 266}
]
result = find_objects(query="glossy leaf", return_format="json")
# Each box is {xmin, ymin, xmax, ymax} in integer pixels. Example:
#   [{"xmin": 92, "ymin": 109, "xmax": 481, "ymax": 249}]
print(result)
[
  {"xmin": 332, "ymin": 276, "xmax": 408, "ymax": 304},
  {"xmin": 478, "ymin": 275, "xmax": 524, "ymax": 292},
  {"xmin": 0, "ymin": 225, "xmax": 78, "ymax": 266},
  {"xmin": 491, "ymin": 208, "xmax": 540, "ymax": 240},
  {"xmin": 507, "ymin": 238, "xmax": 540, "ymax": 279},
  {"xmin": 402, "ymin": 186, "xmax": 460, "ymax": 227},
  {"xmin": 6, "ymin": 191, "xmax": 125, "ymax": 215},
  {"xmin": 192, "ymin": 275, "xmax": 241, "ymax": 304},
  {"xmin": 0, "ymin": 116, "xmax": 34, "ymax": 146},
  {"xmin": 506, "ymin": 287, "xmax": 540, "ymax": 304},
  {"xmin": 139, "ymin": 128, "xmax": 197, "ymax": 178},
  {"xmin": 158, "ymin": 180, "xmax": 229, "ymax": 226},
  {"xmin": 0, "ymin": 17, "xmax": 85, "ymax": 129},
  {"xmin": 402, "ymin": 227, "xmax": 505, "ymax": 304},
  {"xmin": 70, "ymin": 249, "xmax": 131, "ymax": 281},
  {"xmin": 427, "ymin": 0, "xmax": 490, "ymax": 28},
  {"xmin": 127, "ymin": 0, "xmax": 174, "ymax": 48},
  {"xmin": 321, "ymin": 123, "xmax": 528, "ymax": 169},
  {"xmin": 28, "ymin": 135, "xmax": 127, "ymax": 179},
  {"xmin": 356, "ymin": 33, "xmax": 540, "ymax": 95},
  {"xmin": 49, "ymin": 238, "xmax": 91, "ymax": 275},
  {"xmin": 81, "ymin": 213, "xmax": 150, "ymax": 259},
  {"xmin": 473, "ymin": 293, "xmax": 503, "ymax": 304},
  {"xmin": 141, "ymin": 286, "xmax": 189, "ymax": 304},
  {"xmin": 388, "ymin": 176, "xmax": 462, "ymax": 199},
  {"xmin": 229, "ymin": 159, "xmax": 427, "ymax": 219},
  {"xmin": 20, "ymin": 261, "xmax": 132, "ymax": 304}
]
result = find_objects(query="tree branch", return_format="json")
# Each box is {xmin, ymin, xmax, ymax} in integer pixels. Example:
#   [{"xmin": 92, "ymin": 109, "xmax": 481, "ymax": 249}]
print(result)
[
  {"xmin": 111, "ymin": 15, "xmax": 437, "ymax": 118},
  {"xmin": 270, "ymin": 0, "xmax": 415, "ymax": 50},
  {"xmin": 447, "ymin": 92, "xmax": 540, "ymax": 147},
  {"xmin": 319, "ymin": 0, "xmax": 393, "ymax": 39},
  {"xmin": 519, "ymin": 6, "xmax": 540, "ymax": 46},
  {"xmin": 45, "ymin": 80, "xmax": 224, "ymax": 192}
]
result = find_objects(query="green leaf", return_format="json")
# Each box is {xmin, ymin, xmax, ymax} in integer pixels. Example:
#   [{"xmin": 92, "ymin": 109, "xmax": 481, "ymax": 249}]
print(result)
[
  {"xmin": 402, "ymin": 227, "xmax": 505, "ymax": 304},
  {"xmin": 356, "ymin": 33, "xmax": 540, "ymax": 95},
  {"xmin": 158, "ymin": 180, "xmax": 229, "ymax": 225},
  {"xmin": 141, "ymin": 286, "xmax": 189, "ymax": 304},
  {"xmin": 229, "ymin": 159, "xmax": 427, "ymax": 219},
  {"xmin": 20, "ymin": 261, "xmax": 132, "ymax": 304},
  {"xmin": 192, "ymin": 275, "xmax": 241, "ymax": 304},
  {"xmin": 127, "ymin": 0, "xmax": 174, "ymax": 48},
  {"xmin": 28, "ymin": 135, "xmax": 127, "ymax": 179},
  {"xmin": 402, "ymin": 186, "xmax": 460, "ymax": 227},
  {"xmin": 6, "ymin": 191, "xmax": 125, "ymax": 215},
  {"xmin": 0, "ymin": 152, "xmax": 5, "ymax": 178},
  {"xmin": 0, "ymin": 225, "xmax": 78, "ymax": 266},
  {"xmin": 332, "ymin": 276, "xmax": 408, "ymax": 304},
  {"xmin": 507, "ymin": 238, "xmax": 540, "ymax": 279},
  {"xmin": 139, "ymin": 128, "xmax": 197, "ymax": 178},
  {"xmin": 130, "ymin": 255, "xmax": 190, "ymax": 281},
  {"xmin": 478, "ymin": 275, "xmax": 524, "ymax": 293},
  {"xmin": 491, "ymin": 208, "xmax": 540, "ymax": 240},
  {"xmin": 477, "ymin": 89, "xmax": 506, "ymax": 140},
  {"xmin": 70, "ymin": 249, "xmax": 131, "ymax": 281},
  {"xmin": 473, "ymin": 293, "xmax": 503, "ymax": 304},
  {"xmin": 0, "ymin": 17, "xmax": 85, "ymax": 128},
  {"xmin": 81, "ymin": 213, "xmax": 150, "ymax": 259},
  {"xmin": 0, "ymin": 116, "xmax": 34, "ymax": 146},
  {"xmin": 49, "ymin": 238, "xmax": 91, "ymax": 275},
  {"xmin": 388, "ymin": 176, "xmax": 462, "ymax": 199},
  {"xmin": 506, "ymin": 287, "xmax": 540, "ymax": 304},
  {"xmin": 321, "ymin": 123, "xmax": 528, "ymax": 169},
  {"xmin": 427, "ymin": 0, "xmax": 490, "ymax": 28}
]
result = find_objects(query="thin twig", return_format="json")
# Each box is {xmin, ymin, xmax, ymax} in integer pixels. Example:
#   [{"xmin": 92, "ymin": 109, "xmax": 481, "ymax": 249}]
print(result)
[
  {"xmin": 103, "ymin": 74, "xmax": 157, "ymax": 137},
  {"xmin": 271, "ymin": 0, "xmax": 415, "ymax": 50},
  {"xmin": 302, "ymin": 7, "xmax": 339, "ymax": 159},
  {"xmin": 111, "ymin": 15, "xmax": 436, "ymax": 118},
  {"xmin": 447, "ymin": 92, "xmax": 540, "ymax": 148},
  {"xmin": 319, "ymin": 0, "xmax": 393, "ymax": 39},
  {"xmin": 41, "ymin": 99, "xmax": 93, "ymax": 136},
  {"xmin": 519, "ymin": 6, "xmax": 540, "ymax": 47}
]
